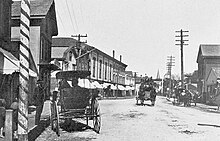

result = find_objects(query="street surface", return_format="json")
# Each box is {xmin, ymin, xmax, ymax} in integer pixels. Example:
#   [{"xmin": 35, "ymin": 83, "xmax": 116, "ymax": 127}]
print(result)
[{"xmin": 36, "ymin": 96, "xmax": 220, "ymax": 141}]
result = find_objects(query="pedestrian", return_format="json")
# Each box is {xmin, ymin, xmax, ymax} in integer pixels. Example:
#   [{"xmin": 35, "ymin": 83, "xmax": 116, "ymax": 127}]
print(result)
[
  {"xmin": 0, "ymin": 99, "xmax": 6, "ymax": 138},
  {"xmin": 150, "ymin": 86, "xmax": 157, "ymax": 106},
  {"xmin": 193, "ymin": 92, "xmax": 198, "ymax": 106},
  {"xmin": 10, "ymin": 98, "xmax": 18, "ymax": 139},
  {"xmin": 33, "ymin": 80, "xmax": 45, "ymax": 125}
]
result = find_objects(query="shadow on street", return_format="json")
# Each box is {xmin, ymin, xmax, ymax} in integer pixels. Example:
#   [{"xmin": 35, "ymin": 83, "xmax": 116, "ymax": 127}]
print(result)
[
  {"xmin": 28, "ymin": 119, "xmax": 50, "ymax": 141},
  {"xmin": 60, "ymin": 119, "xmax": 91, "ymax": 133}
]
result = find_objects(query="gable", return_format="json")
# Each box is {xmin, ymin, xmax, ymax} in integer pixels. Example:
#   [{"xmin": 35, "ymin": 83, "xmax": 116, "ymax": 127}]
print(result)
[{"xmin": 12, "ymin": 0, "xmax": 54, "ymax": 18}]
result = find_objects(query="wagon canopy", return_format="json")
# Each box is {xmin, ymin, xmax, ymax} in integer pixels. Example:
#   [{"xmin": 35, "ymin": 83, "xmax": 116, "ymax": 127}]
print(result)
[{"xmin": 56, "ymin": 70, "xmax": 91, "ymax": 80}]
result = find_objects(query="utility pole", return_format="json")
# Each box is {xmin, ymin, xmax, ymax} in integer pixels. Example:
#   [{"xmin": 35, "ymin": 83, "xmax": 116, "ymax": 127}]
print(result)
[
  {"xmin": 71, "ymin": 34, "xmax": 87, "ymax": 56},
  {"xmin": 71, "ymin": 34, "xmax": 87, "ymax": 70},
  {"xmin": 175, "ymin": 29, "xmax": 189, "ymax": 89},
  {"xmin": 167, "ymin": 55, "xmax": 175, "ymax": 97}
]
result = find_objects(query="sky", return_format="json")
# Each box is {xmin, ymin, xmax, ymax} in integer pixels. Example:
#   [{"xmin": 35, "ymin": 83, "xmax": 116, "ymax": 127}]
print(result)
[{"xmin": 14, "ymin": 0, "xmax": 220, "ymax": 78}]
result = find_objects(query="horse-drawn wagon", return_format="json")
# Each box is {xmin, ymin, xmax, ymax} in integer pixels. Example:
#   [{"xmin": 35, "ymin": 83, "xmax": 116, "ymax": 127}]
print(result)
[
  {"xmin": 50, "ymin": 70, "xmax": 101, "ymax": 136},
  {"xmin": 136, "ymin": 79, "xmax": 157, "ymax": 106}
]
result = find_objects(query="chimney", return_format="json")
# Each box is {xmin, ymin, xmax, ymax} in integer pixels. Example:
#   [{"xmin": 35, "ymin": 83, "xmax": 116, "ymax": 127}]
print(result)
[
  {"xmin": 120, "ymin": 55, "xmax": 122, "ymax": 62},
  {"xmin": 113, "ymin": 50, "xmax": 115, "ymax": 58}
]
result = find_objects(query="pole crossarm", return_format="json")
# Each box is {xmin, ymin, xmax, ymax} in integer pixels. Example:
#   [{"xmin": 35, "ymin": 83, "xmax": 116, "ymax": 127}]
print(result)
[{"xmin": 175, "ymin": 29, "xmax": 189, "ymax": 88}]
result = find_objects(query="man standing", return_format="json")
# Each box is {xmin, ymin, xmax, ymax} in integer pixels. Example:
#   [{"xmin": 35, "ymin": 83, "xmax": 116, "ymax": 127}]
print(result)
[{"xmin": 33, "ymin": 80, "xmax": 45, "ymax": 125}]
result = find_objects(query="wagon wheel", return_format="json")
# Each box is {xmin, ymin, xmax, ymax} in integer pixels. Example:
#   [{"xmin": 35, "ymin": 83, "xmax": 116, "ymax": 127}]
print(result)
[
  {"xmin": 92, "ymin": 99, "xmax": 101, "ymax": 133},
  {"xmin": 51, "ymin": 101, "xmax": 60, "ymax": 136}
]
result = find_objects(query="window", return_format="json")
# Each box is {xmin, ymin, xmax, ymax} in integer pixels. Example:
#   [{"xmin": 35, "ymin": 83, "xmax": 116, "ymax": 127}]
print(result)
[
  {"xmin": 109, "ymin": 64, "xmax": 112, "ymax": 81},
  {"xmin": 99, "ymin": 60, "xmax": 102, "ymax": 79},
  {"xmin": 69, "ymin": 51, "xmax": 72, "ymax": 61},
  {"xmin": 40, "ymin": 38, "xmax": 44, "ymax": 61},
  {"xmin": 93, "ymin": 57, "xmax": 96, "ymax": 77},
  {"xmin": 105, "ymin": 62, "xmax": 107, "ymax": 80},
  {"xmin": 40, "ymin": 36, "xmax": 51, "ymax": 62}
]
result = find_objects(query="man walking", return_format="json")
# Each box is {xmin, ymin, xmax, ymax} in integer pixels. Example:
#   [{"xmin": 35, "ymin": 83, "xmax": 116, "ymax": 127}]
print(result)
[{"xmin": 33, "ymin": 80, "xmax": 45, "ymax": 125}]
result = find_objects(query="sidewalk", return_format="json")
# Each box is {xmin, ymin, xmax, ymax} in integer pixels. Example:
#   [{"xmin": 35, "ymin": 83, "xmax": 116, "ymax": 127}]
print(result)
[
  {"xmin": 28, "ymin": 100, "xmax": 51, "ymax": 132},
  {"xmin": 0, "ymin": 101, "xmax": 51, "ymax": 141},
  {"xmin": 166, "ymin": 97, "xmax": 220, "ymax": 113}
]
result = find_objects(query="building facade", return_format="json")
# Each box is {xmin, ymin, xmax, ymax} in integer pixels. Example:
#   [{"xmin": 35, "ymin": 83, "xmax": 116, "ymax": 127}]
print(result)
[
  {"xmin": 10, "ymin": 0, "xmax": 58, "ymax": 101},
  {"xmin": 197, "ymin": 44, "xmax": 220, "ymax": 103},
  {"xmin": 51, "ymin": 37, "xmax": 128, "ymax": 96}
]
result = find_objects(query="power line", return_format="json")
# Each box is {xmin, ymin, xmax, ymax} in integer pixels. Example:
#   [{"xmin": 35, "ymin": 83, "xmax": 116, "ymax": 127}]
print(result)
[
  {"xmin": 65, "ymin": 0, "xmax": 76, "ymax": 32},
  {"xmin": 77, "ymin": 0, "xmax": 85, "ymax": 26},
  {"xmin": 70, "ymin": 0, "xmax": 79, "ymax": 32},
  {"xmin": 57, "ymin": 10, "xmax": 67, "ymax": 34}
]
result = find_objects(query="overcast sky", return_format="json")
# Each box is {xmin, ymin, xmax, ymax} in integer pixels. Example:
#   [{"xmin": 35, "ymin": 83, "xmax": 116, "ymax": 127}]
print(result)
[{"xmin": 14, "ymin": 0, "xmax": 220, "ymax": 78}]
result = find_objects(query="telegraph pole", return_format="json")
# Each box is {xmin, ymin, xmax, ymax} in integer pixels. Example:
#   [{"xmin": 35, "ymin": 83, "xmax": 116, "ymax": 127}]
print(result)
[
  {"xmin": 167, "ymin": 55, "xmax": 175, "ymax": 97},
  {"xmin": 71, "ymin": 34, "xmax": 87, "ymax": 56},
  {"xmin": 175, "ymin": 29, "xmax": 189, "ymax": 89}
]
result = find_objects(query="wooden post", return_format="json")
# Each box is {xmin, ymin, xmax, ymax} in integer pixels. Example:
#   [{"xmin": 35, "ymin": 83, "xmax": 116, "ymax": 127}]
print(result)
[
  {"xmin": 18, "ymin": 0, "xmax": 30, "ymax": 140},
  {"xmin": 5, "ymin": 109, "xmax": 13, "ymax": 141}
]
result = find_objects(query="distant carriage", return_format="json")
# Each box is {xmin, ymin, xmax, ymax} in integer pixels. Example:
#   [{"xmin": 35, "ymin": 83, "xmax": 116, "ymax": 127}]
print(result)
[
  {"xmin": 173, "ymin": 88, "xmax": 197, "ymax": 106},
  {"xmin": 136, "ymin": 79, "xmax": 157, "ymax": 106}
]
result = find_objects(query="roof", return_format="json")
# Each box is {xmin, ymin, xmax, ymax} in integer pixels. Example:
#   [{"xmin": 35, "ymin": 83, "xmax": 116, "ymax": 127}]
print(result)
[
  {"xmin": 52, "ymin": 37, "xmax": 127, "ymax": 67},
  {"xmin": 52, "ymin": 37, "xmax": 78, "ymax": 59},
  {"xmin": 211, "ymin": 67, "xmax": 220, "ymax": 79},
  {"xmin": 12, "ymin": 0, "xmax": 54, "ymax": 18},
  {"xmin": 125, "ymin": 71, "xmax": 133, "ymax": 76},
  {"xmin": 200, "ymin": 45, "xmax": 220, "ymax": 56},
  {"xmin": 51, "ymin": 47, "xmax": 69, "ymax": 59},
  {"xmin": 52, "ymin": 37, "xmax": 77, "ymax": 47},
  {"xmin": 197, "ymin": 44, "xmax": 220, "ymax": 62}
]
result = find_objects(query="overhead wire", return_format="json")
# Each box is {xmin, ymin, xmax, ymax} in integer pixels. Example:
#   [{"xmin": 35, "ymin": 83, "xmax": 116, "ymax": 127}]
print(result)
[
  {"xmin": 77, "ymin": 0, "xmax": 85, "ymax": 27},
  {"xmin": 70, "ymin": 0, "xmax": 79, "ymax": 32},
  {"xmin": 57, "ymin": 10, "xmax": 68, "ymax": 35},
  {"xmin": 65, "ymin": 0, "xmax": 76, "ymax": 33}
]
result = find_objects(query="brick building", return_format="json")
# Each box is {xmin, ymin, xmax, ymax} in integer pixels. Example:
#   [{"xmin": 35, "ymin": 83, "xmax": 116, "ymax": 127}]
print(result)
[{"xmin": 51, "ymin": 37, "xmax": 128, "ymax": 96}]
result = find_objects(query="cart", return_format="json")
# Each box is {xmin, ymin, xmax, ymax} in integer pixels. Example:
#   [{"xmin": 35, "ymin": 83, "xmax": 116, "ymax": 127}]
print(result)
[
  {"xmin": 136, "ymin": 89, "xmax": 151, "ymax": 105},
  {"xmin": 136, "ymin": 78, "xmax": 155, "ymax": 105},
  {"xmin": 50, "ymin": 70, "xmax": 101, "ymax": 136}
]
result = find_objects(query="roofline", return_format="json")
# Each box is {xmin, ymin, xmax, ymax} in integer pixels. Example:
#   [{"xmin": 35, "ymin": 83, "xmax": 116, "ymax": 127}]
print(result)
[
  {"xmin": 92, "ymin": 48, "xmax": 127, "ymax": 67},
  {"xmin": 51, "ymin": 37, "xmax": 127, "ymax": 67}
]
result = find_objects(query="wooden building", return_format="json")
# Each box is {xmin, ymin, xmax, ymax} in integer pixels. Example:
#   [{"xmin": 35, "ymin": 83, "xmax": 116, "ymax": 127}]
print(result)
[
  {"xmin": 197, "ymin": 44, "xmax": 220, "ymax": 103},
  {"xmin": 10, "ymin": 0, "xmax": 58, "ymax": 102}
]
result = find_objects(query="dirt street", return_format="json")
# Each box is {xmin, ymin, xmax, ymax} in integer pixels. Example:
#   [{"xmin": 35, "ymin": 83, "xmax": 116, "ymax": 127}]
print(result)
[{"xmin": 36, "ymin": 96, "xmax": 220, "ymax": 141}]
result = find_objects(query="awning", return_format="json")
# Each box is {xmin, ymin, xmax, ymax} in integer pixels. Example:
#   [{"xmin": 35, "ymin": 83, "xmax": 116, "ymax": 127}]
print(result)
[
  {"xmin": 125, "ymin": 86, "xmax": 132, "ymax": 90},
  {"xmin": 78, "ymin": 79, "xmax": 96, "ymax": 89},
  {"xmin": 110, "ymin": 84, "xmax": 117, "ymax": 90},
  {"xmin": 0, "ymin": 48, "xmax": 37, "ymax": 77},
  {"xmin": 92, "ymin": 81, "xmax": 103, "ymax": 89},
  {"xmin": 102, "ymin": 83, "xmax": 111, "ymax": 88},
  {"xmin": 118, "ymin": 85, "xmax": 126, "ymax": 90}
]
